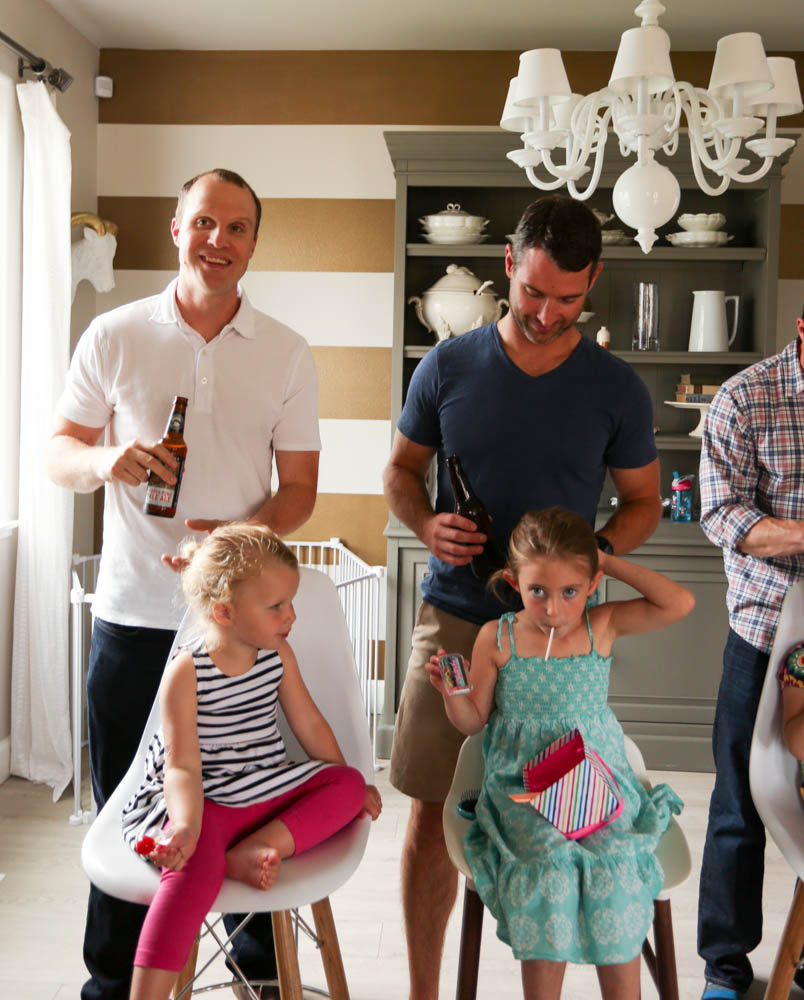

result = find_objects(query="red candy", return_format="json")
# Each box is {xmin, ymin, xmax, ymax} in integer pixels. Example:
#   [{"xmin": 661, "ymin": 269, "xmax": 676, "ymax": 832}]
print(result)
[{"xmin": 136, "ymin": 835, "xmax": 156, "ymax": 855}]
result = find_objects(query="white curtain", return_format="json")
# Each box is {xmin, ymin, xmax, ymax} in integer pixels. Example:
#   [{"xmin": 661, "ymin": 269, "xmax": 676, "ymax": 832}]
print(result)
[{"xmin": 10, "ymin": 81, "xmax": 74, "ymax": 798}]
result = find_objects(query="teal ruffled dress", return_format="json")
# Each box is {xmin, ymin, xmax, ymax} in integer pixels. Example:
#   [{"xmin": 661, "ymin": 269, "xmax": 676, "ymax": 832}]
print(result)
[{"xmin": 464, "ymin": 611, "xmax": 683, "ymax": 965}]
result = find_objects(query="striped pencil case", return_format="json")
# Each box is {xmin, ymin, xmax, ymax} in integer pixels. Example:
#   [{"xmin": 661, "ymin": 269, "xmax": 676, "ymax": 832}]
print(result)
[{"xmin": 509, "ymin": 728, "xmax": 623, "ymax": 839}]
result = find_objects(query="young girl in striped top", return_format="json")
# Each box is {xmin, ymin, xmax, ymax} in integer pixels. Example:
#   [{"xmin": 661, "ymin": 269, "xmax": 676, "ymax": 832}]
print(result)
[
  {"xmin": 124, "ymin": 522, "xmax": 381, "ymax": 1000},
  {"xmin": 426, "ymin": 507, "xmax": 693, "ymax": 1000}
]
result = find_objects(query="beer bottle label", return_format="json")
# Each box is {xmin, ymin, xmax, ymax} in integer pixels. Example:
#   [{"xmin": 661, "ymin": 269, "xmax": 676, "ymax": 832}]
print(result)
[{"xmin": 144, "ymin": 456, "xmax": 185, "ymax": 508}]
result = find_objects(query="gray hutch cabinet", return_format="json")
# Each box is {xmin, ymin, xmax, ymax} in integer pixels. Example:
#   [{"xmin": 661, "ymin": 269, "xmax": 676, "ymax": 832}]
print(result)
[{"xmin": 378, "ymin": 130, "xmax": 797, "ymax": 770}]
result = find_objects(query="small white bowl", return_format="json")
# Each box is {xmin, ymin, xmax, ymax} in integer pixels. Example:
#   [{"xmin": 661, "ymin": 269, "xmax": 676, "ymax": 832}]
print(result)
[{"xmin": 677, "ymin": 213, "xmax": 727, "ymax": 232}]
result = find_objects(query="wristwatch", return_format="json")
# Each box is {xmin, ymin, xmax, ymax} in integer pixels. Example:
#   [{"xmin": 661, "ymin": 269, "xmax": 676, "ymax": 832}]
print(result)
[{"xmin": 595, "ymin": 533, "xmax": 614, "ymax": 555}]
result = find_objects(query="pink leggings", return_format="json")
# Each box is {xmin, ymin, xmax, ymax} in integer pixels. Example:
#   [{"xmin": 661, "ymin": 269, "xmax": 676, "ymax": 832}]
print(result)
[{"xmin": 134, "ymin": 764, "xmax": 365, "ymax": 971}]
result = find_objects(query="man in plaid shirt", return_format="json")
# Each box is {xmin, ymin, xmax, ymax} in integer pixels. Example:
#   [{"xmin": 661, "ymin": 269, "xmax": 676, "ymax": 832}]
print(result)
[{"xmin": 697, "ymin": 307, "xmax": 804, "ymax": 1000}]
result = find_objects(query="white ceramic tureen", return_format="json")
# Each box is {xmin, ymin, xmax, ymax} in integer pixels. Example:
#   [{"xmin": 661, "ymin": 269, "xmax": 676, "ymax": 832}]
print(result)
[{"xmin": 408, "ymin": 264, "xmax": 508, "ymax": 341}]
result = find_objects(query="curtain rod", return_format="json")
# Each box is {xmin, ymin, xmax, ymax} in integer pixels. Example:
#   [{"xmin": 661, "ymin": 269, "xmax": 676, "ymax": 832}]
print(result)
[{"xmin": 0, "ymin": 28, "xmax": 73, "ymax": 92}]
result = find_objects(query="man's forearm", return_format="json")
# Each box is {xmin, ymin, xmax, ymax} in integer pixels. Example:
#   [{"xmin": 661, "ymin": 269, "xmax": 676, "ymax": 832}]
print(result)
[
  {"xmin": 737, "ymin": 516, "xmax": 804, "ymax": 558},
  {"xmin": 597, "ymin": 495, "xmax": 662, "ymax": 556},
  {"xmin": 45, "ymin": 436, "xmax": 106, "ymax": 493},
  {"xmin": 383, "ymin": 464, "xmax": 435, "ymax": 542},
  {"xmin": 251, "ymin": 483, "xmax": 317, "ymax": 537}
]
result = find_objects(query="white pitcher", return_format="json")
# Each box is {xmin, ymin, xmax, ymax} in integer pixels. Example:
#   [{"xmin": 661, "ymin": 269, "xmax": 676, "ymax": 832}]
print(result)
[{"xmin": 688, "ymin": 290, "xmax": 740, "ymax": 352}]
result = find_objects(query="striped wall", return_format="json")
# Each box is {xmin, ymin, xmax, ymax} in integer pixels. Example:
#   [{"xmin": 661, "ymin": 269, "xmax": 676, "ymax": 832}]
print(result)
[{"xmin": 95, "ymin": 49, "xmax": 804, "ymax": 572}]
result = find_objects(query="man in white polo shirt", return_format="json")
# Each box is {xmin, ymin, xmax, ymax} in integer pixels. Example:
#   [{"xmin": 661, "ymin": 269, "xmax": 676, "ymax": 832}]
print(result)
[{"xmin": 46, "ymin": 168, "xmax": 319, "ymax": 1000}]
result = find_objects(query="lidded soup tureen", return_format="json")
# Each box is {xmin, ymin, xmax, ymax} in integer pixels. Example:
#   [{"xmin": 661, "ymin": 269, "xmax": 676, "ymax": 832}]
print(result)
[{"xmin": 408, "ymin": 264, "xmax": 509, "ymax": 341}]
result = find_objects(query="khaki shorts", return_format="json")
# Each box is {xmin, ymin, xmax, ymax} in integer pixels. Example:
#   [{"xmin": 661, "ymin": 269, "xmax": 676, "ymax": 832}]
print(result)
[{"xmin": 389, "ymin": 601, "xmax": 483, "ymax": 802}]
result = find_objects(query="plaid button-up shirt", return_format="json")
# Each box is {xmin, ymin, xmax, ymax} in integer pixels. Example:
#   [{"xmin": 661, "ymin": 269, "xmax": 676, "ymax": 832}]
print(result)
[{"xmin": 700, "ymin": 338, "xmax": 804, "ymax": 653}]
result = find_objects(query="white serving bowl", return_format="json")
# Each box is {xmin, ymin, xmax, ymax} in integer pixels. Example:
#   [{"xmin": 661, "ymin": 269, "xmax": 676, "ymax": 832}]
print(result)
[
  {"xmin": 677, "ymin": 212, "xmax": 727, "ymax": 232},
  {"xmin": 419, "ymin": 203, "xmax": 489, "ymax": 233}
]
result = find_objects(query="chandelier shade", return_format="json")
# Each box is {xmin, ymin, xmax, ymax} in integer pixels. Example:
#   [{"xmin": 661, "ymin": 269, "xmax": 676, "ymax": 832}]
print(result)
[
  {"xmin": 745, "ymin": 57, "xmax": 804, "ymax": 117},
  {"xmin": 501, "ymin": 0, "xmax": 803, "ymax": 253},
  {"xmin": 513, "ymin": 49, "xmax": 572, "ymax": 106},
  {"xmin": 708, "ymin": 33, "xmax": 774, "ymax": 101},
  {"xmin": 608, "ymin": 26, "xmax": 674, "ymax": 95}
]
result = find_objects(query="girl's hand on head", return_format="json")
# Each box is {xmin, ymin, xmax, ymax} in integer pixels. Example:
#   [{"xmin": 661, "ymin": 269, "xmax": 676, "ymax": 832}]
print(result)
[{"xmin": 361, "ymin": 784, "xmax": 383, "ymax": 821}]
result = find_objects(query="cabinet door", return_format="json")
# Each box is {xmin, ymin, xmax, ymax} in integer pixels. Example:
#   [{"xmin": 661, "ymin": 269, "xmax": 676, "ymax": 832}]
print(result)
[
  {"xmin": 602, "ymin": 561, "xmax": 729, "ymax": 771},
  {"xmin": 393, "ymin": 547, "xmax": 431, "ymax": 707}
]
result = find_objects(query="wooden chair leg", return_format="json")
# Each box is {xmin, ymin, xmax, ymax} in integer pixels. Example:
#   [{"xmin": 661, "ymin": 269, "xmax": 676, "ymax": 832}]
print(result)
[
  {"xmin": 456, "ymin": 881, "xmax": 484, "ymax": 1000},
  {"xmin": 764, "ymin": 881, "xmax": 804, "ymax": 1000},
  {"xmin": 271, "ymin": 910, "xmax": 304, "ymax": 1000},
  {"xmin": 171, "ymin": 934, "xmax": 199, "ymax": 1000},
  {"xmin": 652, "ymin": 899, "xmax": 680, "ymax": 1000},
  {"xmin": 311, "ymin": 897, "xmax": 350, "ymax": 1000}
]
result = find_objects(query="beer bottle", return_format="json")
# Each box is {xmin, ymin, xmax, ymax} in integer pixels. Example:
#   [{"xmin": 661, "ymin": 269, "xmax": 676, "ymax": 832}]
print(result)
[
  {"xmin": 446, "ymin": 455, "xmax": 503, "ymax": 580},
  {"xmin": 143, "ymin": 396, "xmax": 188, "ymax": 518}
]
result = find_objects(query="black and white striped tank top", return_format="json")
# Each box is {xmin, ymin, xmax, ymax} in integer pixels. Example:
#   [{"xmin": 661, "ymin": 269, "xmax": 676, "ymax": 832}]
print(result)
[{"xmin": 121, "ymin": 643, "xmax": 327, "ymax": 851}]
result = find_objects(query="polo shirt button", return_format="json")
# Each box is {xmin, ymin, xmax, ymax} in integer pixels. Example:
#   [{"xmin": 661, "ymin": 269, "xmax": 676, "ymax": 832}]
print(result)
[{"xmin": 200, "ymin": 377, "xmax": 208, "ymax": 385}]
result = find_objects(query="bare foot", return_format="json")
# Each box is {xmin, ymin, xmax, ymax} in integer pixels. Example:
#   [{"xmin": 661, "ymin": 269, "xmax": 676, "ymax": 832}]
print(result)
[{"xmin": 226, "ymin": 844, "xmax": 282, "ymax": 890}]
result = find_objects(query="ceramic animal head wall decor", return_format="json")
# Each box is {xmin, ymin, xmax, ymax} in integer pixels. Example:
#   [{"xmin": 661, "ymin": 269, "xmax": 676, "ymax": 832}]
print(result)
[{"xmin": 70, "ymin": 213, "xmax": 118, "ymax": 302}]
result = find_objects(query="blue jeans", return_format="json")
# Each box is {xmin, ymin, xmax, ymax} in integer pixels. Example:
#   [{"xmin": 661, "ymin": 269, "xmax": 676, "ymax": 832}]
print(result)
[
  {"xmin": 697, "ymin": 628, "xmax": 768, "ymax": 992},
  {"xmin": 81, "ymin": 619, "xmax": 276, "ymax": 1000}
]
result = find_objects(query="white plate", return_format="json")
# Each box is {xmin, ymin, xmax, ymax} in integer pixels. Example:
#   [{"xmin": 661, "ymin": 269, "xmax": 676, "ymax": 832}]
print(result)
[
  {"xmin": 422, "ymin": 232, "xmax": 490, "ymax": 246},
  {"xmin": 601, "ymin": 231, "xmax": 633, "ymax": 245},
  {"xmin": 666, "ymin": 231, "xmax": 734, "ymax": 247},
  {"xmin": 663, "ymin": 400, "xmax": 712, "ymax": 438}
]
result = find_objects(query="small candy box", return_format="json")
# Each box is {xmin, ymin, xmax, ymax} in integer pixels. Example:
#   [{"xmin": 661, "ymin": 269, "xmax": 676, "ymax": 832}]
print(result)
[
  {"xmin": 509, "ymin": 728, "xmax": 623, "ymax": 839},
  {"xmin": 439, "ymin": 653, "xmax": 473, "ymax": 696}
]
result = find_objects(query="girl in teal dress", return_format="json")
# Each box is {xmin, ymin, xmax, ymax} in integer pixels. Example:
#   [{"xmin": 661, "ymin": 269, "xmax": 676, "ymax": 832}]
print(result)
[{"xmin": 426, "ymin": 507, "xmax": 695, "ymax": 1000}]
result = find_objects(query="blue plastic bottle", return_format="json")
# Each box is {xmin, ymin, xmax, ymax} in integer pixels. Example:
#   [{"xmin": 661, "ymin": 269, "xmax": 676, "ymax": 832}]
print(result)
[{"xmin": 670, "ymin": 471, "xmax": 694, "ymax": 522}]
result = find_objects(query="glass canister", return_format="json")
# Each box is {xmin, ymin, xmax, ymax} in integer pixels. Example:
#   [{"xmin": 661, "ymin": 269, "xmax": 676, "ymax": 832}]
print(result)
[{"xmin": 633, "ymin": 281, "xmax": 659, "ymax": 351}]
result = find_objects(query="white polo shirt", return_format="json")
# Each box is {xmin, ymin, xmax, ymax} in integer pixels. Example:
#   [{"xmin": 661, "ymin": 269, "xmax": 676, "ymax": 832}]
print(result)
[{"xmin": 57, "ymin": 279, "xmax": 321, "ymax": 629}]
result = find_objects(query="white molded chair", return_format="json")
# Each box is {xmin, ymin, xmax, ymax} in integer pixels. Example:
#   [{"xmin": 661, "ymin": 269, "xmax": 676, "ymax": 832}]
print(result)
[
  {"xmin": 81, "ymin": 567, "xmax": 374, "ymax": 1000},
  {"xmin": 443, "ymin": 731, "xmax": 692, "ymax": 1000},
  {"xmin": 749, "ymin": 579, "xmax": 804, "ymax": 1000}
]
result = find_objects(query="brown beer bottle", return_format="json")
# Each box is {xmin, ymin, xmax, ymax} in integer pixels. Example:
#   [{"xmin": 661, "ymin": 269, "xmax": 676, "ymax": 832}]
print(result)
[
  {"xmin": 143, "ymin": 396, "xmax": 188, "ymax": 518},
  {"xmin": 446, "ymin": 455, "xmax": 503, "ymax": 580}
]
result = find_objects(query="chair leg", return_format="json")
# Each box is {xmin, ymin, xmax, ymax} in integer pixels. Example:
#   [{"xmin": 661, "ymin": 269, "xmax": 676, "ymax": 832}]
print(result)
[
  {"xmin": 171, "ymin": 934, "xmax": 199, "ymax": 1000},
  {"xmin": 652, "ymin": 899, "xmax": 679, "ymax": 1000},
  {"xmin": 311, "ymin": 897, "xmax": 350, "ymax": 1000},
  {"xmin": 456, "ymin": 881, "xmax": 484, "ymax": 1000},
  {"xmin": 271, "ymin": 910, "xmax": 304, "ymax": 1000},
  {"xmin": 764, "ymin": 880, "xmax": 804, "ymax": 1000}
]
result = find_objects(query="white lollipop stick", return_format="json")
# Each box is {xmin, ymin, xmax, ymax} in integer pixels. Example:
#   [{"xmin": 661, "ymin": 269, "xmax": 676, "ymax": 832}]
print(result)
[{"xmin": 545, "ymin": 626, "xmax": 555, "ymax": 660}]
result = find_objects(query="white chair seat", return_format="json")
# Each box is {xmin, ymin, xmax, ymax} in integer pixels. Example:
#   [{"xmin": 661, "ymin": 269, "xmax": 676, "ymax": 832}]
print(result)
[
  {"xmin": 81, "ymin": 566, "xmax": 374, "ymax": 999},
  {"xmin": 749, "ymin": 578, "xmax": 804, "ymax": 999},
  {"xmin": 443, "ymin": 730, "xmax": 691, "ymax": 1000}
]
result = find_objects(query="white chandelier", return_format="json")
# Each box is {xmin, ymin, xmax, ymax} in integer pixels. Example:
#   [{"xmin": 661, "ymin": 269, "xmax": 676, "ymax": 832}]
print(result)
[{"xmin": 500, "ymin": 0, "xmax": 803, "ymax": 253}]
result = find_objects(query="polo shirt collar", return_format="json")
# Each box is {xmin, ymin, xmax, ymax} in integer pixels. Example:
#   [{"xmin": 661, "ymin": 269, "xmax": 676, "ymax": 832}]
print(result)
[
  {"xmin": 149, "ymin": 277, "xmax": 256, "ymax": 340},
  {"xmin": 780, "ymin": 338, "xmax": 804, "ymax": 399}
]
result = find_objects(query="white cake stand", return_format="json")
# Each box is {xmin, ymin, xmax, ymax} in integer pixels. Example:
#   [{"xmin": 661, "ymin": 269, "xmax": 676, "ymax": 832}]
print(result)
[{"xmin": 664, "ymin": 400, "xmax": 711, "ymax": 438}]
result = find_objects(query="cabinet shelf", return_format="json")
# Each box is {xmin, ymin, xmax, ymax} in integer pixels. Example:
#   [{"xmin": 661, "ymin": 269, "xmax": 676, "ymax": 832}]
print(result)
[
  {"xmin": 406, "ymin": 242, "xmax": 766, "ymax": 262},
  {"xmin": 403, "ymin": 345, "xmax": 762, "ymax": 365},
  {"xmin": 655, "ymin": 434, "xmax": 703, "ymax": 451}
]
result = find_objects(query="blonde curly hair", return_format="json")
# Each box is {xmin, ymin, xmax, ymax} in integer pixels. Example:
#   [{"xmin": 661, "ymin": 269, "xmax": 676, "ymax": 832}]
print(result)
[{"xmin": 180, "ymin": 522, "xmax": 298, "ymax": 619}]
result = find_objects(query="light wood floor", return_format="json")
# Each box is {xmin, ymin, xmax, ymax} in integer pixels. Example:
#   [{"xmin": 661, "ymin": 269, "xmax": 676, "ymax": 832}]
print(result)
[{"xmin": 0, "ymin": 759, "xmax": 801, "ymax": 1000}]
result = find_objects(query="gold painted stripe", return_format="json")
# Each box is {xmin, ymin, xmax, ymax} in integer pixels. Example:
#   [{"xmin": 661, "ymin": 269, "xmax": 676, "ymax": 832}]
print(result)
[
  {"xmin": 286, "ymin": 493, "xmax": 389, "ymax": 568},
  {"xmin": 97, "ymin": 49, "xmax": 804, "ymax": 128},
  {"xmin": 780, "ymin": 205, "xmax": 804, "ymax": 280},
  {"xmin": 98, "ymin": 196, "xmax": 394, "ymax": 272},
  {"xmin": 313, "ymin": 347, "xmax": 391, "ymax": 421}
]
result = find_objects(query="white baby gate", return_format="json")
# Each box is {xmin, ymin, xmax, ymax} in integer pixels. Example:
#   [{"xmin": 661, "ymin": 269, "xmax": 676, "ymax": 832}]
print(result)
[{"xmin": 69, "ymin": 540, "xmax": 385, "ymax": 824}]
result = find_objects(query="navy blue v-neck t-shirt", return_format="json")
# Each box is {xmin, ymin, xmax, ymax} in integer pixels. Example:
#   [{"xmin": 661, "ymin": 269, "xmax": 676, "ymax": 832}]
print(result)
[{"xmin": 397, "ymin": 323, "xmax": 657, "ymax": 624}]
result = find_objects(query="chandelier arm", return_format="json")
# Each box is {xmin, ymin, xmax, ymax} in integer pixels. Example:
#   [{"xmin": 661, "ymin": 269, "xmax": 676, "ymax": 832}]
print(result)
[
  {"xmin": 722, "ymin": 156, "xmax": 775, "ymax": 184},
  {"xmin": 687, "ymin": 140, "xmax": 732, "ymax": 196},
  {"xmin": 677, "ymin": 82, "xmax": 744, "ymax": 175},
  {"xmin": 524, "ymin": 164, "xmax": 571, "ymax": 190}
]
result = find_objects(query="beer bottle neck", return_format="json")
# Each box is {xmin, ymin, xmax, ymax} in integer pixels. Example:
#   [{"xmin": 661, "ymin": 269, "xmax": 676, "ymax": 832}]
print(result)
[{"xmin": 446, "ymin": 457, "xmax": 472, "ymax": 503}]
